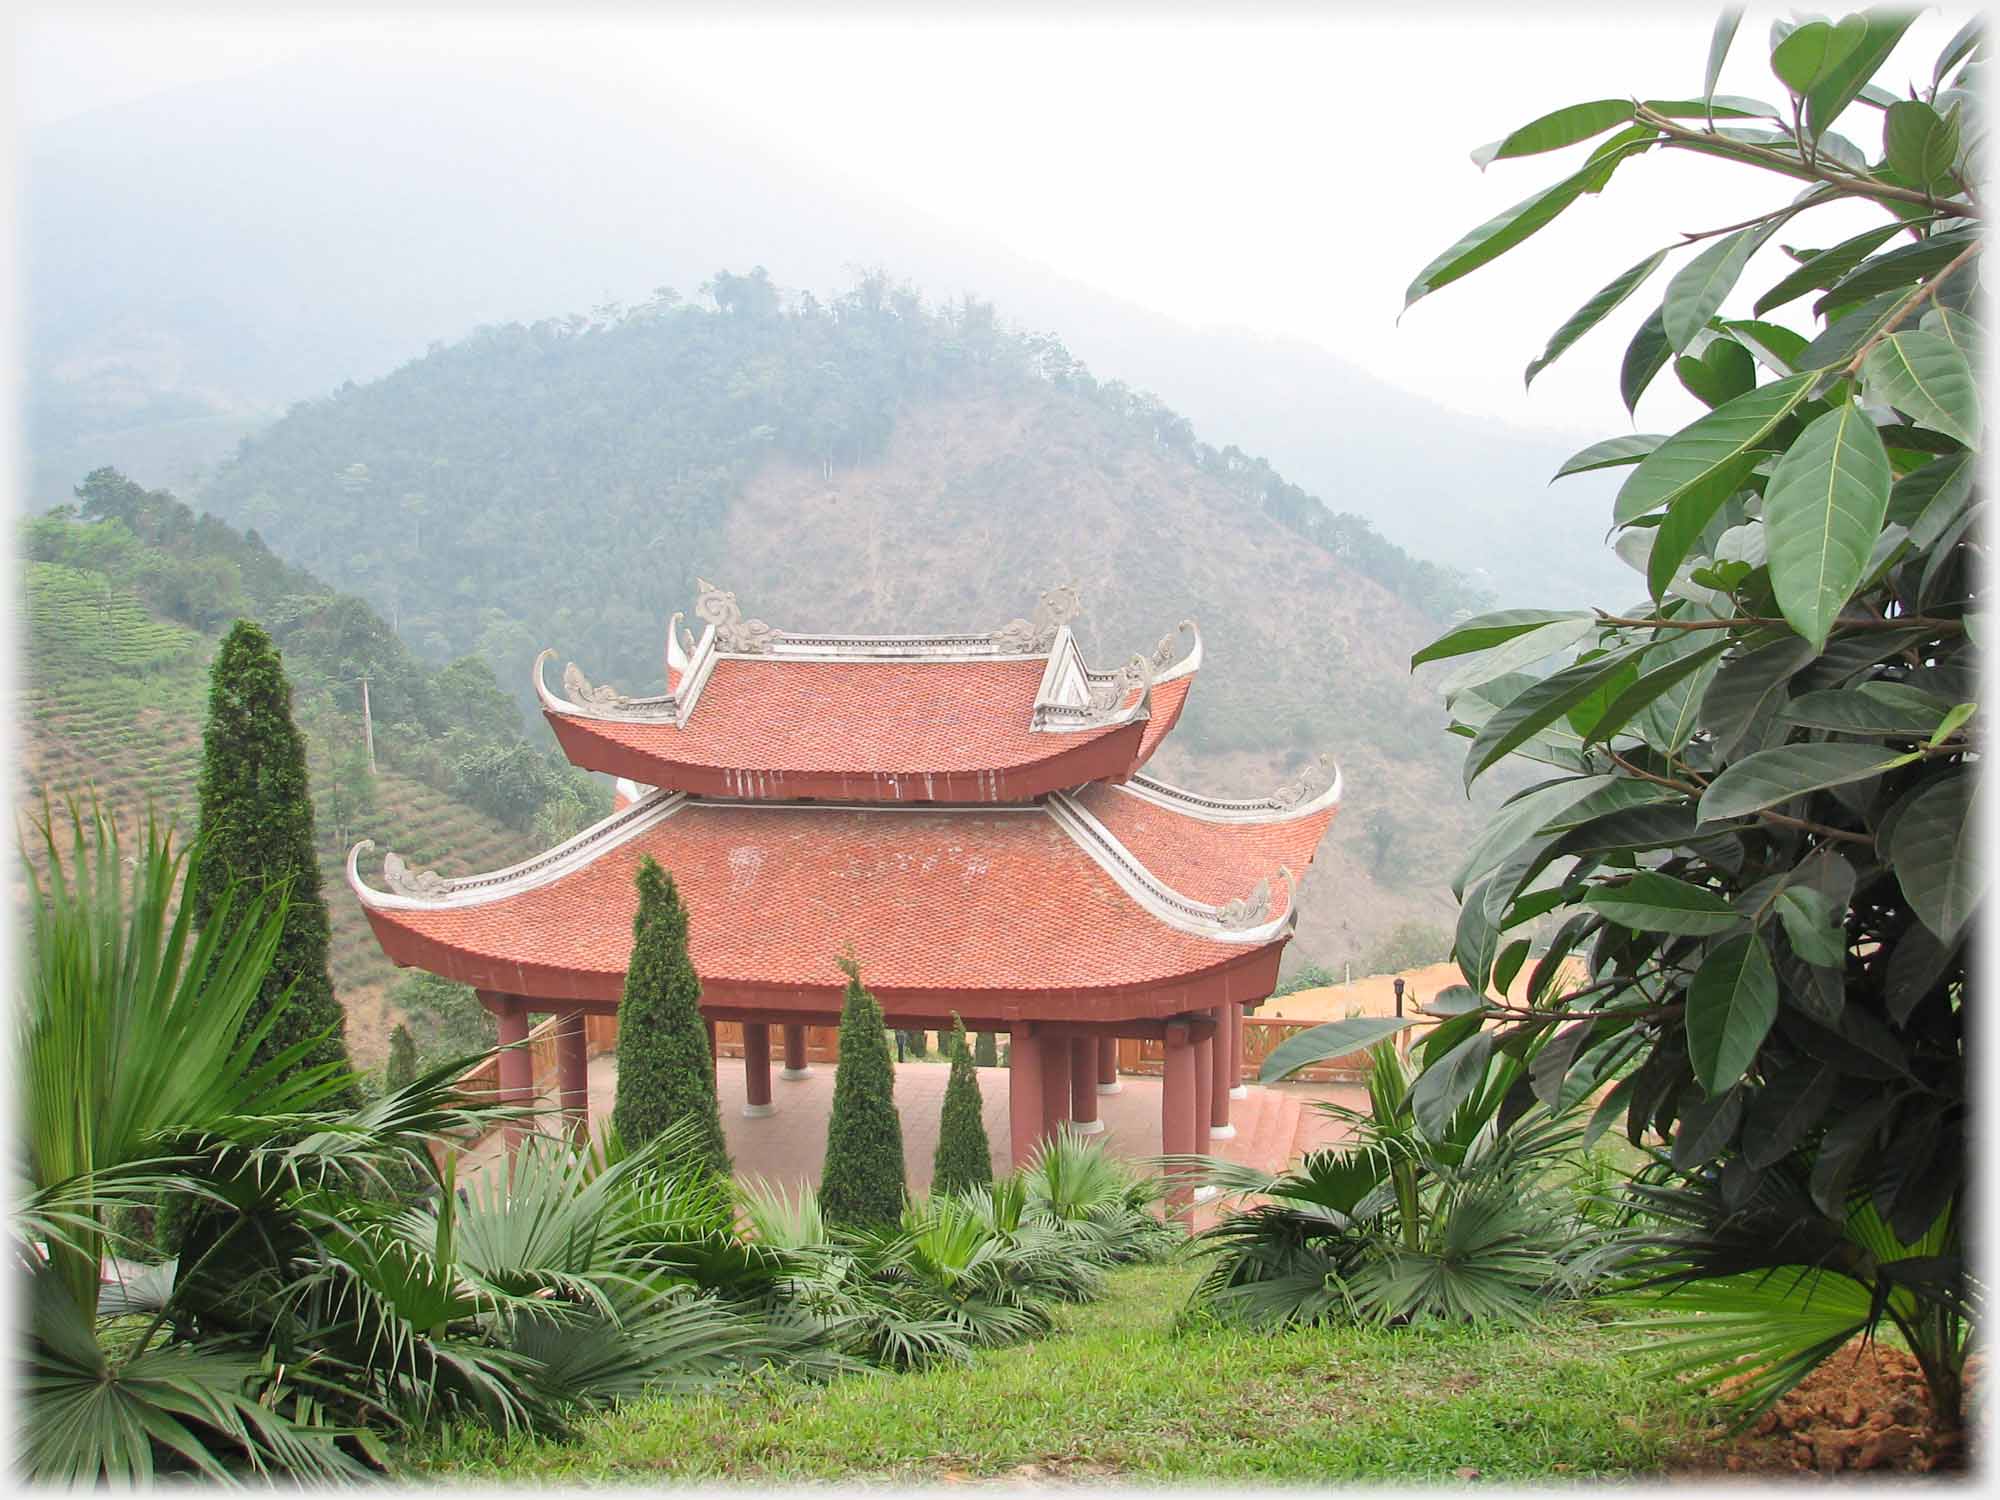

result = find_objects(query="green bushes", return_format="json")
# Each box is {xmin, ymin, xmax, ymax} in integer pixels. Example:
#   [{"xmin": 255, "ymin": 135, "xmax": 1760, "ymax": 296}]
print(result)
[
  {"xmin": 973, "ymin": 1031, "xmax": 998, "ymax": 1068},
  {"xmin": 818, "ymin": 956, "xmax": 905, "ymax": 1228},
  {"xmin": 611, "ymin": 858, "xmax": 729, "ymax": 1175},
  {"xmin": 739, "ymin": 1132, "xmax": 1171, "ymax": 1371},
  {"xmin": 1183, "ymin": 1038, "xmax": 1605, "ymax": 1329},
  {"xmin": 932, "ymin": 1016, "xmax": 992, "ymax": 1196}
]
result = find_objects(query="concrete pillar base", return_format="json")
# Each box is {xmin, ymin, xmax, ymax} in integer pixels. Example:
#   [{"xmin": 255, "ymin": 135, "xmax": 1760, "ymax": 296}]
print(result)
[
  {"xmin": 1230, "ymin": 1085, "xmax": 1250, "ymax": 1099},
  {"xmin": 780, "ymin": 1067, "xmax": 813, "ymax": 1081},
  {"xmin": 1096, "ymin": 1081, "xmax": 1123, "ymax": 1096},
  {"xmin": 741, "ymin": 1102, "xmax": 776, "ymax": 1119},
  {"xmin": 1208, "ymin": 1123, "xmax": 1237, "ymax": 1141},
  {"xmin": 1070, "ymin": 1117, "xmax": 1106, "ymax": 1135}
]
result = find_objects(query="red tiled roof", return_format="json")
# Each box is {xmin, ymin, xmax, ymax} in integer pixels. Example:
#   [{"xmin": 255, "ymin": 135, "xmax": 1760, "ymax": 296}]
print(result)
[
  {"xmin": 355, "ymin": 796, "xmax": 1299, "ymax": 1020},
  {"xmin": 1133, "ymin": 674, "xmax": 1192, "ymax": 770},
  {"xmin": 1070, "ymin": 781, "xmax": 1339, "ymax": 905},
  {"xmin": 546, "ymin": 656, "xmax": 1160, "ymax": 801}
]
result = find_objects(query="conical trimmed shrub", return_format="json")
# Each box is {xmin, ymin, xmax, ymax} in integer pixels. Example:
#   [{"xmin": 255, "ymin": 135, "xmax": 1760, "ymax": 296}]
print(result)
[
  {"xmin": 193, "ymin": 619, "xmax": 353, "ymax": 1091},
  {"xmin": 819, "ymin": 954, "xmax": 905, "ymax": 1227},
  {"xmin": 932, "ymin": 1014, "xmax": 992, "ymax": 1196},
  {"xmin": 385, "ymin": 1023, "xmax": 417, "ymax": 1093},
  {"xmin": 611, "ymin": 857, "xmax": 730, "ymax": 1175}
]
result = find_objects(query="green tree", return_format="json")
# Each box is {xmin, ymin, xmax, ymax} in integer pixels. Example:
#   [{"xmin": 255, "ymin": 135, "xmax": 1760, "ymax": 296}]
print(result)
[
  {"xmin": 1391, "ymin": 10, "xmax": 1978, "ymax": 1439},
  {"xmin": 385, "ymin": 1023, "xmax": 417, "ymax": 1093},
  {"xmin": 931, "ymin": 1015, "xmax": 993, "ymax": 1196},
  {"xmin": 610, "ymin": 858, "xmax": 729, "ymax": 1174},
  {"xmin": 974, "ymin": 1030, "xmax": 998, "ymax": 1068},
  {"xmin": 819, "ymin": 955, "xmax": 905, "ymax": 1227},
  {"xmin": 193, "ymin": 620, "xmax": 354, "ymax": 1091}
]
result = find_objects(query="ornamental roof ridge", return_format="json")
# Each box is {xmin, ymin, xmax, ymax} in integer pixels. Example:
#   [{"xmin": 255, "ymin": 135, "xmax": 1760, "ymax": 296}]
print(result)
[
  {"xmin": 1044, "ymin": 790, "xmax": 1297, "ymax": 944},
  {"xmin": 686, "ymin": 578, "xmax": 1091, "ymax": 660},
  {"xmin": 348, "ymin": 790, "xmax": 691, "ymax": 911},
  {"xmin": 1119, "ymin": 753, "xmax": 1343, "ymax": 824}
]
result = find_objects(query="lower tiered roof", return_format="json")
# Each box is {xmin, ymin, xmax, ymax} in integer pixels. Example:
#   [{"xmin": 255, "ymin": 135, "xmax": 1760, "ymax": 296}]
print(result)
[{"xmin": 349, "ymin": 764, "xmax": 1339, "ymax": 1027}]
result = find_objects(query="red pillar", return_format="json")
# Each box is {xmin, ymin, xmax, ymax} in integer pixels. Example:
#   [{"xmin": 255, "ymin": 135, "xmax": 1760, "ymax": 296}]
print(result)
[
  {"xmin": 1097, "ymin": 1036, "xmax": 1120, "ymax": 1094},
  {"xmin": 1193, "ymin": 1023, "xmax": 1214, "ymax": 1144},
  {"xmin": 557, "ymin": 1008, "xmax": 590, "ymax": 1147},
  {"xmin": 1007, "ymin": 1027, "xmax": 1044, "ymax": 1173},
  {"xmin": 496, "ymin": 1000, "xmax": 533, "ymax": 1167},
  {"xmin": 742, "ymin": 1021, "xmax": 774, "ymax": 1117},
  {"xmin": 1068, "ymin": 1036, "xmax": 1102, "ymax": 1134},
  {"xmin": 1041, "ymin": 1030, "xmax": 1073, "ymax": 1141},
  {"xmin": 1208, "ymin": 1005, "xmax": 1235, "ymax": 1139},
  {"xmin": 1162, "ymin": 1020, "xmax": 1197, "ymax": 1216},
  {"xmin": 1230, "ymin": 1002, "xmax": 1250, "ymax": 1099},
  {"xmin": 781, "ymin": 1023, "xmax": 811, "ymax": 1079}
]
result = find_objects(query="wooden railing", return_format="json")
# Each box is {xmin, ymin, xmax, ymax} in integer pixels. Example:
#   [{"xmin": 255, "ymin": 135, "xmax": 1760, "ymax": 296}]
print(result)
[{"xmin": 1116, "ymin": 1018, "xmax": 1379, "ymax": 1083}]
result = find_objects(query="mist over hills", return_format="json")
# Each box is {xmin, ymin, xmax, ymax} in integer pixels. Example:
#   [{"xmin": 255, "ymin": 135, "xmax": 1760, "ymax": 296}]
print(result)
[{"xmin": 24, "ymin": 43, "xmax": 1632, "ymax": 611}]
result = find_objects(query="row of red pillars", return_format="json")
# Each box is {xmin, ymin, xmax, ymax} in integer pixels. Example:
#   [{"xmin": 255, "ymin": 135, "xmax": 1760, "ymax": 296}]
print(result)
[{"xmin": 491, "ymin": 997, "xmax": 1249, "ymax": 1206}]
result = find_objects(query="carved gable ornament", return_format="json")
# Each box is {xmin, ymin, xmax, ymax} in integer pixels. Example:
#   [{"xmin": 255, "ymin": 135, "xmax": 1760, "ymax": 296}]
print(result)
[
  {"xmin": 993, "ymin": 582, "xmax": 1084, "ymax": 654},
  {"xmin": 695, "ymin": 577, "xmax": 777, "ymax": 654}
]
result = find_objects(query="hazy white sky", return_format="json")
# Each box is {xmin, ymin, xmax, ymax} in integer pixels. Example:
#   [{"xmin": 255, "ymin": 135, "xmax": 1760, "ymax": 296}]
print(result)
[{"xmin": 12, "ymin": 3, "xmax": 1975, "ymax": 436}]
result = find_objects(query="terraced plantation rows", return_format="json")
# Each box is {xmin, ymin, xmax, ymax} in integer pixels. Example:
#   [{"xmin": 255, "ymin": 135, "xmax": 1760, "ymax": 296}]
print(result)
[{"xmin": 19, "ymin": 564, "xmax": 540, "ymax": 1066}]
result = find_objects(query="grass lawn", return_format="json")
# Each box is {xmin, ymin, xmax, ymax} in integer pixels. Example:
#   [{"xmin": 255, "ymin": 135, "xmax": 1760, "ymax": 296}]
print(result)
[{"xmin": 407, "ymin": 1263, "xmax": 1708, "ymax": 1484}]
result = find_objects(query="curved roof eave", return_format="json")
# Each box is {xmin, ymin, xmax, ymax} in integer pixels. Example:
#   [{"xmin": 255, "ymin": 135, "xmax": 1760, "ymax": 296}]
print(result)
[{"xmin": 1118, "ymin": 752, "xmax": 1343, "ymax": 825}]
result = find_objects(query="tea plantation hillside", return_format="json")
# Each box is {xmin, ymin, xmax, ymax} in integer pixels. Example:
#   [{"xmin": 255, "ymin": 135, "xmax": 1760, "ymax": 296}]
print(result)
[{"xmin": 17, "ymin": 562, "xmax": 538, "ymax": 1067}]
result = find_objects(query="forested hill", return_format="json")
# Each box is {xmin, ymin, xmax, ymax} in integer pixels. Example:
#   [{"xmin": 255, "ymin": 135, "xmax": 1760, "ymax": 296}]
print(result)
[{"xmin": 197, "ymin": 272, "xmax": 1508, "ymax": 965}]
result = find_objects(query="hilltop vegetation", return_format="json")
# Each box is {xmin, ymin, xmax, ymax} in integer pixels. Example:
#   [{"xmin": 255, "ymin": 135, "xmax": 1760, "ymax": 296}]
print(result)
[
  {"xmin": 15, "ymin": 482, "xmax": 584, "ymax": 1063},
  {"xmin": 184, "ymin": 274, "xmax": 1504, "ymax": 961}
]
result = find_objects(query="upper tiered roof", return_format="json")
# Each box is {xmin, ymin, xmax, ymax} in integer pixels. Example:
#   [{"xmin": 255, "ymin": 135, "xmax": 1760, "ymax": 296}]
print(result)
[{"xmin": 535, "ymin": 581, "xmax": 1199, "ymax": 802}]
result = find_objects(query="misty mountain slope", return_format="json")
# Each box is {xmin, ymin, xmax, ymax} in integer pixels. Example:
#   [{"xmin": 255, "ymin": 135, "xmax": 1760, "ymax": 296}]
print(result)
[
  {"xmin": 711, "ymin": 392, "xmax": 1483, "ymax": 964},
  {"xmin": 189, "ymin": 291, "xmax": 1493, "ymax": 963},
  {"xmin": 24, "ymin": 42, "xmax": 1623, "ymax": 608}
]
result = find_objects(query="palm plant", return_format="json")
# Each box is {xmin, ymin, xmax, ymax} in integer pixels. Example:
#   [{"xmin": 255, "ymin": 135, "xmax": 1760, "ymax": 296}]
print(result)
[
  {"xmin": 1604, "ymin": 1162, "xmax": 1975, "ymax": 1444},
  {"xmin": 20, "ymin": 804, "xmax": 496, "ymax": 1481},
  {"xmin": 1178, "ymin": 1039, "xmax": 1605, "ymax": 1329}
]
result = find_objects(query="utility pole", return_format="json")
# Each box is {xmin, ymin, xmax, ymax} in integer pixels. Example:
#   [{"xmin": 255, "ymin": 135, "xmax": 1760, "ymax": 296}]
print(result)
[{"xmin": 358, "ymin": 674, "xmax": 377, "ymax": 774}]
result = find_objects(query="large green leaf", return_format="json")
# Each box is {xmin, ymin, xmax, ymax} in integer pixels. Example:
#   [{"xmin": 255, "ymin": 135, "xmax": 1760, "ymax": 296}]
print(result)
[
  {"xmin": 1525, "ymin": 249, "xmax": 1670, "ymax": 386},
  {"xmin": 1646, "ymin": 452, "xmax": 1759, "ymax": 600},
  {"xmin": 1613, "ymin": 374, "xmax": 1813, "ymax": 525},
  {"xmin": 1471, "ymin": 95, "xmax": 1774, "ymax": 168},
  {"xmin": 1586, "ymin": 636, "xmax": 1732, "ymax": 746},
  {"xmin": 1471, "ymin": 100, "xmax": 1635, "ymax": 168},
  {"xmin": 1771, "ymin": 18, "xmax": 1865, "ymax": 100},
  {"xmin": 1586, "ymin": 871, "xmax": 1744, "ymax": 935},
  {"xmin": 1780, "ymin": 681, "xmax": 1956, "ymax": 736},
  {"xmin": 1434, "ymin": 615, "xmax": 1601, "ymax": 701},
  {"xmin": 1860, "ymin": 331, "xmax": 1981, "ymax": 449},
  {"xmin": 1684, "ymin": 933, "xmax": 1779, "ymax": 1095},
  {"xmin": 1772, "ymin": 886, "xmax": 1846, "ymax": 968},
  {"xmin": 1634, "ymin": 631, "xmax": 1729, "ymax": 754},
  {"xmin": 1410, "ymin": 1030, "xmax": 1497, "ymax": 1142},
  {"xmin": 1404, "ymin": 146, "xmax": 1642, "ymax": 310},
  {"xmin": 1621, "ymin": 306, "xmax": 1675, "ymax": 413},
  {"xmin": 1451, "ymin": 774, "xmax": 1614, "ymax": 901},
  {"xmin": 1701, "ymin": 635, "xmax": 1816, "ymax": 757},
  {"xmin": 1888, "ymin": 771, "xmax": 1983, "ymax": 943},
  {"xmin": 1884, "ymin": 100, "xmax": 1963, "ymax": 190},
  {"xmin": 1794, "ymin": 288, "xmax": 1908, "ymax": 370},
  {"xmin": 1411, "ymin": 609, "xmax": 1595, "ymax": 670},
  {"xmin": 1698, "ymin": 742, "xmax": 1914, "ymax": 822},
  {"xmin": 1704, "ymin": 8, "xmax": 1745, "ymax": 118},
  {"xmin": 1815, "ymin": 229, "xmax": 1979, "ymax": 317},
  {"xmin": 1752, "ymin": 223, "xmax": 1905, "ymax": 316},
  {"xmin": 1932, "ymin": 16, "xmax": 1985, "ymax": 89},
  {"xmin": 1761, "ymin": 400, "xmax": 1894, "ymax": 649},
  {"xmin": 1554, "ymin": 434, "xmax": 1667, "ymax": 479},
  {"xmin": 1803, "ymin": 10, "xmax": 1918, "ymax": 139},
  {"xmin": 1886, "ymin": 450, "xmax": 1975, "ymax": 547},
  {"xmin": 1740, "ymin": 1063, "xmax": 1839, "ymax": 1168},
  {"xmin": 1256, "ymin": 1015, "xmax": 1420, "ymax": 1084},
  {"xmin": 1663, "ymin": 226, "xmax": 1772, "ymax": 353},
  {"xmin": 1461, "ymin": 643, "xmax": 1651, "ymax": 790}
]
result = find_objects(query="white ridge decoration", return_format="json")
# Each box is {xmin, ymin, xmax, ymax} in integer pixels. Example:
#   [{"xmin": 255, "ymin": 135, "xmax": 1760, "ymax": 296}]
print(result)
[
  {"xmin": 382, "ymin": 851, "xmax": 450, "ymax": 899},
  {"xmin": 695, "ymin": 578, "xmax": 776, "ymax": 654}
]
